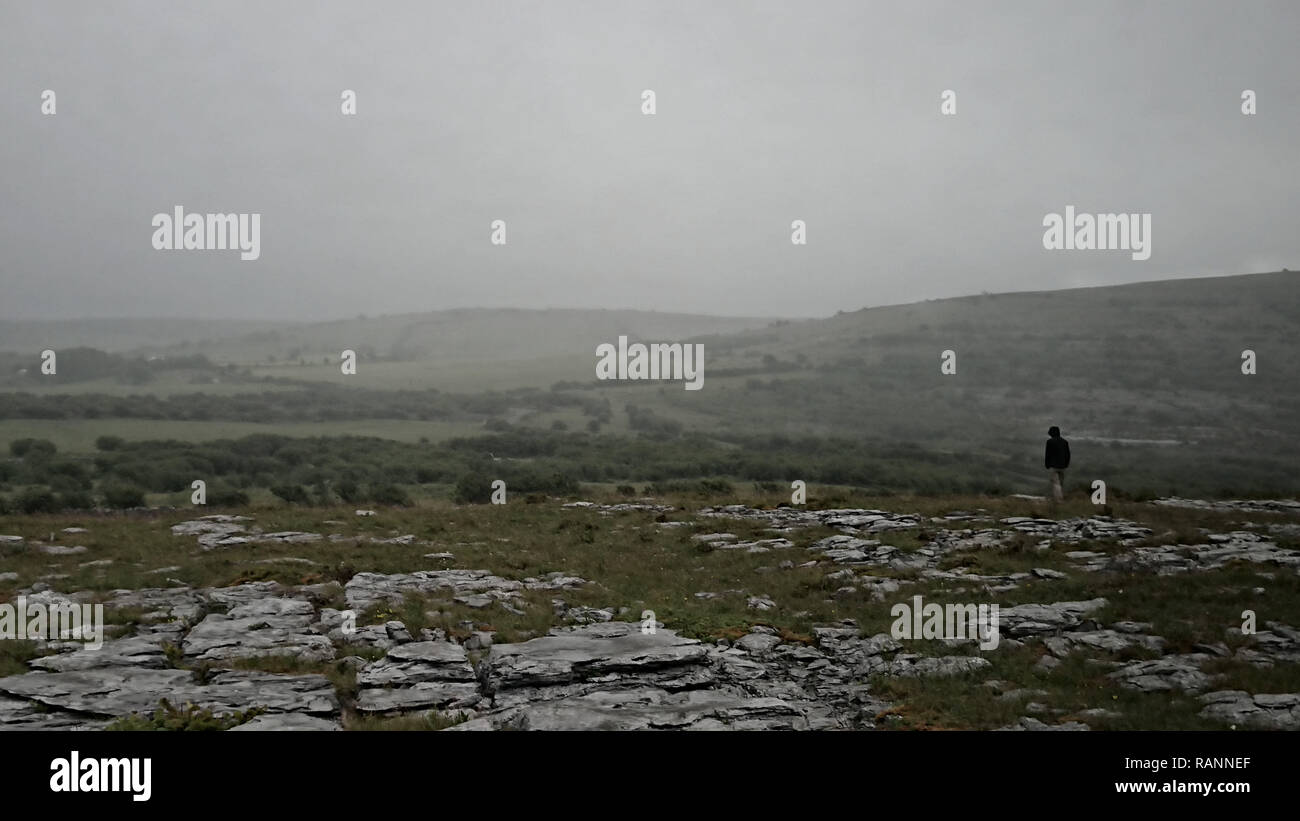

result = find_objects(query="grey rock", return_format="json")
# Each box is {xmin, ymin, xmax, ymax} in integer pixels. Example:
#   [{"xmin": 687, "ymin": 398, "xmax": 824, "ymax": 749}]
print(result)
[
  {"xmin": 385, "ymin": 621, "xmax": 414, "ymax": 642},
  {"xmin": 889, "ymin": 656, "xmax": 991, "ymax": 677},
  {"xmin": 0, "ymin": 668, "xmax": 337, "ymax": 718},
  {"xmin": 30, "ymin": 634, "xmax": 170, "ymax": 672},
  {"xmin": 1108, "ymin": 655, "xmax": 1211, "ymax": 693},
  {"xmin": 736, "ymin": 633, "xmax": 782, "ymax": 655},
  {"xmin": 450, "ymin": 687, "xmax": 810, "ymax": 731},
  {"xmin": 998, "ymin": 716, "xmax": 1089, "ymax": 731},
  {"xmin": 229, "ymin": 713, "xmax": 342, "ymax": 731},
  {"xmin": 482, "ymin": 622, "xmax": 711, "ymax": 706},
  {"xmin": 1199, "ymin": 690, "xmax": 1300, "ymax": 729},
  {"xmin": 183, "ymin": 596, "xmax": 334, "ymax": 663}
]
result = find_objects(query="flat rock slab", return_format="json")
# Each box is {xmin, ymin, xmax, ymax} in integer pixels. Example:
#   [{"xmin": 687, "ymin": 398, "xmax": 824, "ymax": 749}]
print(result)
[
  {"xmin": 345, "ymin": 569, "xmax": 585, "ymax": 611},
  {"xmin": 0, "ymin": 668, "xmax": 338, "ymax": 717},
  {"xmin": 356, "ymin": 640, "xmax": 483, "ymax": 713},
  {"xmin": 888, "ymin": 655, "xmax": 992, "ymax": 677},
  {"xmin": 229, "ymin": 713, "xmax": 343, "ymax": 731},
  {"xmin": 183, "ymin": 597, "xmax": 334, "ymax": 664},
  {"xmin": 1108, "ymin": 655, "xmax": 1212, "ymax": 693},
  {"xmin": 451, "ymin": 687, "xmax": 810, "ymax": 731},
  {"xmin": 356, "ymin": 682, "xmax": 484, "ymax": 713},
  {"xmin": 37, "ymin": 545, "xmax": 88, "ymax": 555},
  {"xmin": 30, "ymin": 634, "xmax": 171, "ymax": 672},
  {"xmin": 486, "ymin": 622, "xmax": 709, "ymax": 688},
  {"xmin": 358, "ymin": 641, "xmax": 476, "ymax": 687},
  {"xmin": 0, "ymin": 694, "xmax": 112, "ymax": 731},
  {"xmin": 1152, "ymin": 498, "xmax": 1300, "ymax": 514},
  {"xmin": 997, "ymin": 598, "xmax": 1108, "ymax": 637},
  {"xmin": 1199, "ymin": 691, "xmax": 1300, "ymax": 730}
]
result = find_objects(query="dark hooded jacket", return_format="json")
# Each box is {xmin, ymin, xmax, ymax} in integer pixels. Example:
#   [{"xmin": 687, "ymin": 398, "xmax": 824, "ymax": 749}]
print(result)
[{"xmin": 1045, "ymin": 434, "xmax": 1070, "ymax": 469}]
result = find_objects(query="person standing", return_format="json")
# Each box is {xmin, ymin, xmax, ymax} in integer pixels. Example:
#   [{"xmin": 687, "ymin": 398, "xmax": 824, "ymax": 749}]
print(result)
[{"xmin": 1045, "ymin": 426, "xmax": 1070, "ymax": 502}]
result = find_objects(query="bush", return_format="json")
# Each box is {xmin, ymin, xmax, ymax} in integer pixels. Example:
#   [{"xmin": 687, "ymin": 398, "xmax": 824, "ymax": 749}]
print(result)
[
  {"xmin": 10, "ymin": 438, "xmax": 56, "ymax": 459},
  {"xmin": 17, "ymin": 487, "xmax": 60, "ymax": 514},
  {"xmin": 106, "ymin": 699, "xmax": 264, "ymax": 731},
  {"xmin": 95, "ymin": 435, "xmax": 125, "ymax": 451},
  {"xmin": 103, "ymin": 484, "xmax": 146, "ymax": 509},
  {"xmin": 207, "ymin": 487, "xmax": 250, "ymax": 507},
  {"xmin": 57, "ymin": 490, "xmax": 95, "ymax": 510},
  {"xmin": 370, "ymin": 483, "xmax": 412, "ymax": 507},
  {"xmin": 452, "ymin": 473, "xmax": 493, "ymax": 504},
  {"xmin": 698, "ymin": 478, "xmax": 732, "ymax": 494},
  {"xmin": 270, "ymin": 484, "xmax": 310, "ymax": 505},
  {"xmin": 337, "ymin": 480, "xmax": 363, "ymax": 504}
]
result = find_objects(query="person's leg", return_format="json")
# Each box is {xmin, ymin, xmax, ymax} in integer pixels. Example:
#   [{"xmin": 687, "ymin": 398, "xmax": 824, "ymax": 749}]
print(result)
[{"xmin": 1050, "ymin": 469, "xmax": 1063, "ymax": 502}]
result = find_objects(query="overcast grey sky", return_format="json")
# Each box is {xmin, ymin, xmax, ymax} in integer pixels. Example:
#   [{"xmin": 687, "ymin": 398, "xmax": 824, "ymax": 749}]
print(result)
[{"xmin": 1, "ymin": 0, "xmax": 1297, "ymax": 321}]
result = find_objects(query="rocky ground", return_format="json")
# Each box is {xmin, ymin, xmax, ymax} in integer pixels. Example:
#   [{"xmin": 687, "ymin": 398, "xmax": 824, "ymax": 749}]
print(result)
[{"xmin": 1, "ymin": 494, "xmax": 1298, "ymax": 730}]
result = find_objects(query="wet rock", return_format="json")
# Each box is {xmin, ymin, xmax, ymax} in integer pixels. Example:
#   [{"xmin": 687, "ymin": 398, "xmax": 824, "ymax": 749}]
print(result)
[
  {"xmin": 30, "ymin": 635, "xmax": 170, "ymax": 672},
  {"xmin": 998, "ymin": 716, "xmax": 1089, "ymax": 731},
  {"xmin": 385, "ymin": 621, "xmax": 414, "ymax": 643},
  {"xmin": 229, "ymin": 713, "xmax": 342, "ymax": 731},
  {"xmin": 0, "ymin": 694, "xmax": 113, "ymax": 730},
  {"xmin": 888, "ymin": 655, "xmax": 991, "ymax": 677},
  {"xmin": 355, "ymin": 641, "xmax": 482, "ymax": 713},
  {"xmin": 737, "ymin": 632, "xmax": 782, "ymax": 655},
  {"xmin": 0, "ymin": 668, "xmax": 337, "ymax": 718},
  {"xmin": 37, "ymin": 545, "xmax": 88, "ymax": 556},
  {"xmin": 482, "ymin": 622, "xmax": 713, "ymax": 708},
  {"xmin": 183, "ymin": 596, "xmax": 334, "ymax": 664},
  {"xmin": 1108, "ymin": 655, "xmax": 1211, "ymax": 693},
  {"xmin": 1199, "ymin": 691, "xmax": 1300, "ymax": 730},
  {"xmin": 450, "ymin": 687, "xmax": 810, "ymax": 731},
  {"xmin": 1152, "ymin": 498, "xmax": 1300, "ymax": 515},
  {"xmin": 997, "ymin": 598, "xmax": 1108, "ymax": 637},
  {"xmin": 344, "ymin": 569, "xmax": 585, "ymax": 612}
]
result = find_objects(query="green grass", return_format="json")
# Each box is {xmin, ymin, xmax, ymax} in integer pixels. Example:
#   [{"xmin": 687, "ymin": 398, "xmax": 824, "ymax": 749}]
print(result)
[{"xmin": 2, "ymin": 490, "xmax": 1298, "ymax": 729}]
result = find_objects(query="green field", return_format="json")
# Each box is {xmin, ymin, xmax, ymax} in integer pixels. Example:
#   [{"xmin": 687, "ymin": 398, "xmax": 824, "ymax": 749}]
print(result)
[{"xmin": 0, "ymin": 418, "xmax": 485, "ymax": 454}]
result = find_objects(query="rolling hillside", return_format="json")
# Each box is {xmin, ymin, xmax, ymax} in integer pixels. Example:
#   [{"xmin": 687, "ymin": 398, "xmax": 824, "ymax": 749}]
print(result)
[{"xmin": 1, "ymin": 271, "xmax": 1297, "ymax": 497}]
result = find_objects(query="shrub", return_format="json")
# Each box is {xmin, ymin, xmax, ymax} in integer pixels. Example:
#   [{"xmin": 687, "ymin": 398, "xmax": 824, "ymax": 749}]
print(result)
[
  {"xmin": 452, "ymin": 473, "xmax": 493, "ymax": 504},
  {"xmin": 57, "ymin": 490, "xmax": 95, "ymax": 510},
  {"xmin": 370, "ymin": 483, "xmax": 412, "ymax": 507},
  {"xmin": 105, "ymin": 699, "xmax": 264, "ymax": 731},
  {"xmin": 10, "ymin": 438, "xmax": 56, "ymax": 459},
  {"xmin": 95, "ymin": 435, "xmax": 125, "ymax": 451},
  {"xmin": 207, "ymin": 487, "xmax": 250, "ymax": 507},
  {"xmin": 17, "ymin": 487, "xmax": 59, "ymax": 514},
  {"xmin": 103, "ymin": 484, "xmax": 146, "ymax": 509},
  {"xmin": 270, "ymin": 484, "xmax": 310, "ymax": 505},
  {"xmin": 337, "ymin": 480, "xmax": 363, "ymax": 504}
]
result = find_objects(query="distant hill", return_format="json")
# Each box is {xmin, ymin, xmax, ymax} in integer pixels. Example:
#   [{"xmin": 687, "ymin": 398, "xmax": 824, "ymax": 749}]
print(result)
[
  {"xmin": 0, "ymin": 318, "xmax": 283, "ymax": 354},
  {"xmin": 0, "ymin": 309, "xmax": 777, "ymax": 365},
  {"xmin": 1, "ymin": 272, "xmax": 1297, "ymax": 496},
  {"xmin": 604, "ymin": 270, "xmax": 1300, "ymax": 494}
]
